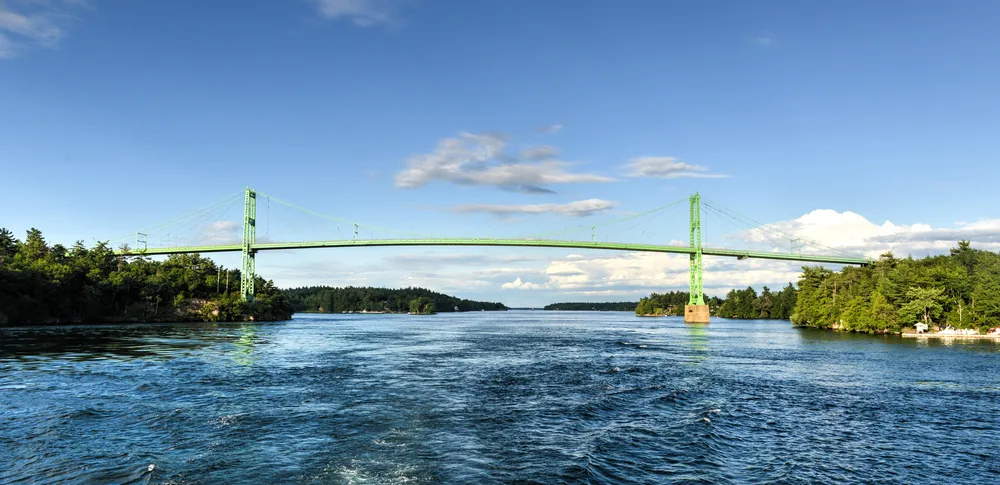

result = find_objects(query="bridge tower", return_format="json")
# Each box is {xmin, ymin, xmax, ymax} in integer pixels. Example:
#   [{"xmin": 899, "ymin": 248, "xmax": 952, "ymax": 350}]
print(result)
[
  {"xmin": 240, "ymin": 187, "xmax": 257, "ymax": 302},
  {"xmin": 685, "ymin": 193, "xmax": 710, "ymax": 323}
]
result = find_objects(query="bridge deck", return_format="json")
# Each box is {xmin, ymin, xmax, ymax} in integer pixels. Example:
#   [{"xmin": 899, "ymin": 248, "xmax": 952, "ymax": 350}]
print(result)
[{"xmin": 114, "ymin": 238, "xmax": 869, "ymax": 265}]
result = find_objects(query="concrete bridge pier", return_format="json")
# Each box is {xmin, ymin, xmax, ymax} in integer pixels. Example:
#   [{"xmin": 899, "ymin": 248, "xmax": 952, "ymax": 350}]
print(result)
[{"xmin": 684, "ymin": 304, "xmax": 710, "ymax": 324}]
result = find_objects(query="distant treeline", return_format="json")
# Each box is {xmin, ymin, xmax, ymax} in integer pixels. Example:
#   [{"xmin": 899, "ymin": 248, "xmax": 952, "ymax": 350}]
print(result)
[
  {"xmin": 544, "ymin": 302, "xmax": 637, "ymax": 311},
  {"xmin": 0, "ymin": 228, "xmax": 293, "ymax": 326},
  {"xmin": 282, "ymin": 286, "xmax": 508, "ymax": 313}
]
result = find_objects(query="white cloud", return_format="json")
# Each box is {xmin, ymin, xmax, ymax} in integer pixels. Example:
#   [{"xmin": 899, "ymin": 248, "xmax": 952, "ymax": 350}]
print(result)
[
  {"xmin": 197, "ymin": 220, "xmax": 242, "ymax": 244},
  {"xmin": 624, "ymin": 157, "xmax": 729, "ymax": 179},
  {"xmin": 536, "ymin": 124, "xmax": 563, "ymax": 134},
  {"xmin": 395, "ymin": 132, "xmax": 613, "ymax": 193},
  {"xmin": 313, "ymin": 0, "xmax": 401, "ymax": 26},
  {"xmin": 454, "ymin": 199, "xmax": 617, "ymax": 219},
  {"xmin": 501, "ymin": 277, "xmax": 546, "ymax": 290},
  {"xmin": 743, "ymin": 209, "xmax": 1000, "ymax": 258},
  {"xmin": 0, "ymin": 1, "xmax": 82, "ymax": 59}
]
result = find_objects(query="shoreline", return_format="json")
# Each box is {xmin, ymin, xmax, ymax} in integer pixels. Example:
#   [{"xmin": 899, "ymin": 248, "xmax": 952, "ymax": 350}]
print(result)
[{"xmin": 902, "ymin": 333, "xmax": 1000, "ymax": 340}]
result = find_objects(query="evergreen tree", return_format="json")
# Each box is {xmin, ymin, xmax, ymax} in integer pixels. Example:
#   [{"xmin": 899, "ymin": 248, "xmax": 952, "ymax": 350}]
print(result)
[{"xmin": 898, "ymin": 287, "xmax": 945, "ymax": 326}]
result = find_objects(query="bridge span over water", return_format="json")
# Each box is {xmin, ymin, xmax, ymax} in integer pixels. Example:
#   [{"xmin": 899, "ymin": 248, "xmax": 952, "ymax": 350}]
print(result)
[{"xmin": 114, "ymin": 188, "xmax": 870, "ymax": 322}]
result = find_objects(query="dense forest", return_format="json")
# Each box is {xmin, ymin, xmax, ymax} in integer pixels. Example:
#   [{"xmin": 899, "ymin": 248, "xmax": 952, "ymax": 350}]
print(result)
[
  {"xmin": 544, "ymin": 302, "xmax": 637, "ymax": 311},
  {"xmin": 635, "ymin": 291, "xmax": 724, "ymax": 316},
  {"xmin": 282, "ymin": 286, "xmax": 508, "ymax": 313},
  {"xmin": 0, "ymin": 228, "xmax": 293, "ymax": 326},
  {"xmin": 792, "ymin": 242, "xmax": 1000, "ymax": 334},
  {"xmin": 717, "ymin": 284, "xmax": 798, "ymax": 320}
]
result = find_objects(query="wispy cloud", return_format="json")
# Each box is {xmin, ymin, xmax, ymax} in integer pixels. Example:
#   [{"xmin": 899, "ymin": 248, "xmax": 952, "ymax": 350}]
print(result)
[
  {"xmin": 536, "ymin": 124, "xmax": 563, "ymax": 134},
  {"xmin": 0, "ymin": 0, "xmax": 84, "ymax": 59},
  {"xmin": 313, "ymin": 0, "xmax": 402, "ymax": 27},
  {"xmin": 754, "ymin": 34, "xmax": 775, "ymax": 47},
  {"xmin": 454, "ymin": 199, "xmax": 618, "ymax": 219},
  {"xmin": 196, "ymin": 220, "xmax": 242, "ymax": 244},
  {"xmin": 519, "ymin": 145, "xmax": 559, "ymax": 161},
  {"xmin": 624, "ymin": 157, "xmax": 729, "ymax": 179},
  {"xmin": 395, "ymin": 132, "xmax": 613, "ymax": 193},
  {"xmin": 384, "ymin": 253, "xmax": 551, "ymax": 270}
]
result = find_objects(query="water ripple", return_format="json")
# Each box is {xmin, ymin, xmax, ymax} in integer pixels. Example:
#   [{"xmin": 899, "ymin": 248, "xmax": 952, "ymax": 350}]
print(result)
[{"xmin": 2, "ymin": 314, "xmax": 998, "ymax": 483}]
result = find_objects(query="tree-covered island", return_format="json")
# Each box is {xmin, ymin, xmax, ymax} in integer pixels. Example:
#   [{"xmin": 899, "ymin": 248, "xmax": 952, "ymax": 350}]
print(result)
[
  {"xmin": 281, "ymin": 286, "xmax": 506, "ymax": 314},
  {"xmin": 0, "ymin": 228, "xmax": 293, "ymax": 325},
  {"xmin": 791, "ymin": 242, "xmax": 1000, "ymax": 334},
  {"xmin": 0, "ymin": 228, "xmax": 506, "ymax": 325}
]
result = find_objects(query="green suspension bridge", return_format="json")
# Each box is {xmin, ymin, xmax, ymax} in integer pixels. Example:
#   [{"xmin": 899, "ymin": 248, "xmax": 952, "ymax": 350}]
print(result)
[{"xmin": 111, "ymin": 188, "xmax": 870, "ymax": 316}]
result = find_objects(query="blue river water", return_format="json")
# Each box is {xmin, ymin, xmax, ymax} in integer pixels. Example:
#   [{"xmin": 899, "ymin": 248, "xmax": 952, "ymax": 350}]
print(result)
[{"xmin": 1, "ymin": 312, "xmax": 999, "ymax": 484}]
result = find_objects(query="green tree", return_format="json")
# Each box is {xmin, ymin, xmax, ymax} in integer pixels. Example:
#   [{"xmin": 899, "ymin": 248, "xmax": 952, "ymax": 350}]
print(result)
[
  {"xmin": 840, "ymin": 295, "xmax": 872, "ymax": 332},
  {"xmin": 409, "ymin": 296, "xmax": 436, "ymax": 314},
  {"xmin": 20, "ymin": 228, "xmax": 49, "ymax": 261},
  {"xmin": 755, "ymin": 286, "xmax": 774, "ymax": 318},
  {"xmin": 634, "ymin": 291, "xmax": 691, "ymax": 316},
  {"xmin": 869, "ymin": 291, "xmax": 898, "ymax": 333},
  {"xmin": 0, "ymin": 228, "xmax": 17, "ymax": 266},
  {"xmin": 950, "ymin": 240, "xmax": 976, "ymax": 276},
  {"xmin": 898, "ymin": 286, "xmax": 945, "ymax": 326},
  {"xmin": 792, "ymin": 266, "xmax": 835, "ymax": 328},
  {"xmin": 772, "ymin": 283, "xmax": 797, "ymax": 319},
  {"xmin": 971, "ymin": 254, "xmax": 1000, "ymax": 329}
]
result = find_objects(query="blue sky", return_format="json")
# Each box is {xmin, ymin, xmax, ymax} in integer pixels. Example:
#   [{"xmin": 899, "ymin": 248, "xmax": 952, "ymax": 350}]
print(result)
[{"xmin": 2, "ymin": 0, "xmax": 999, "ymax": 306}]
